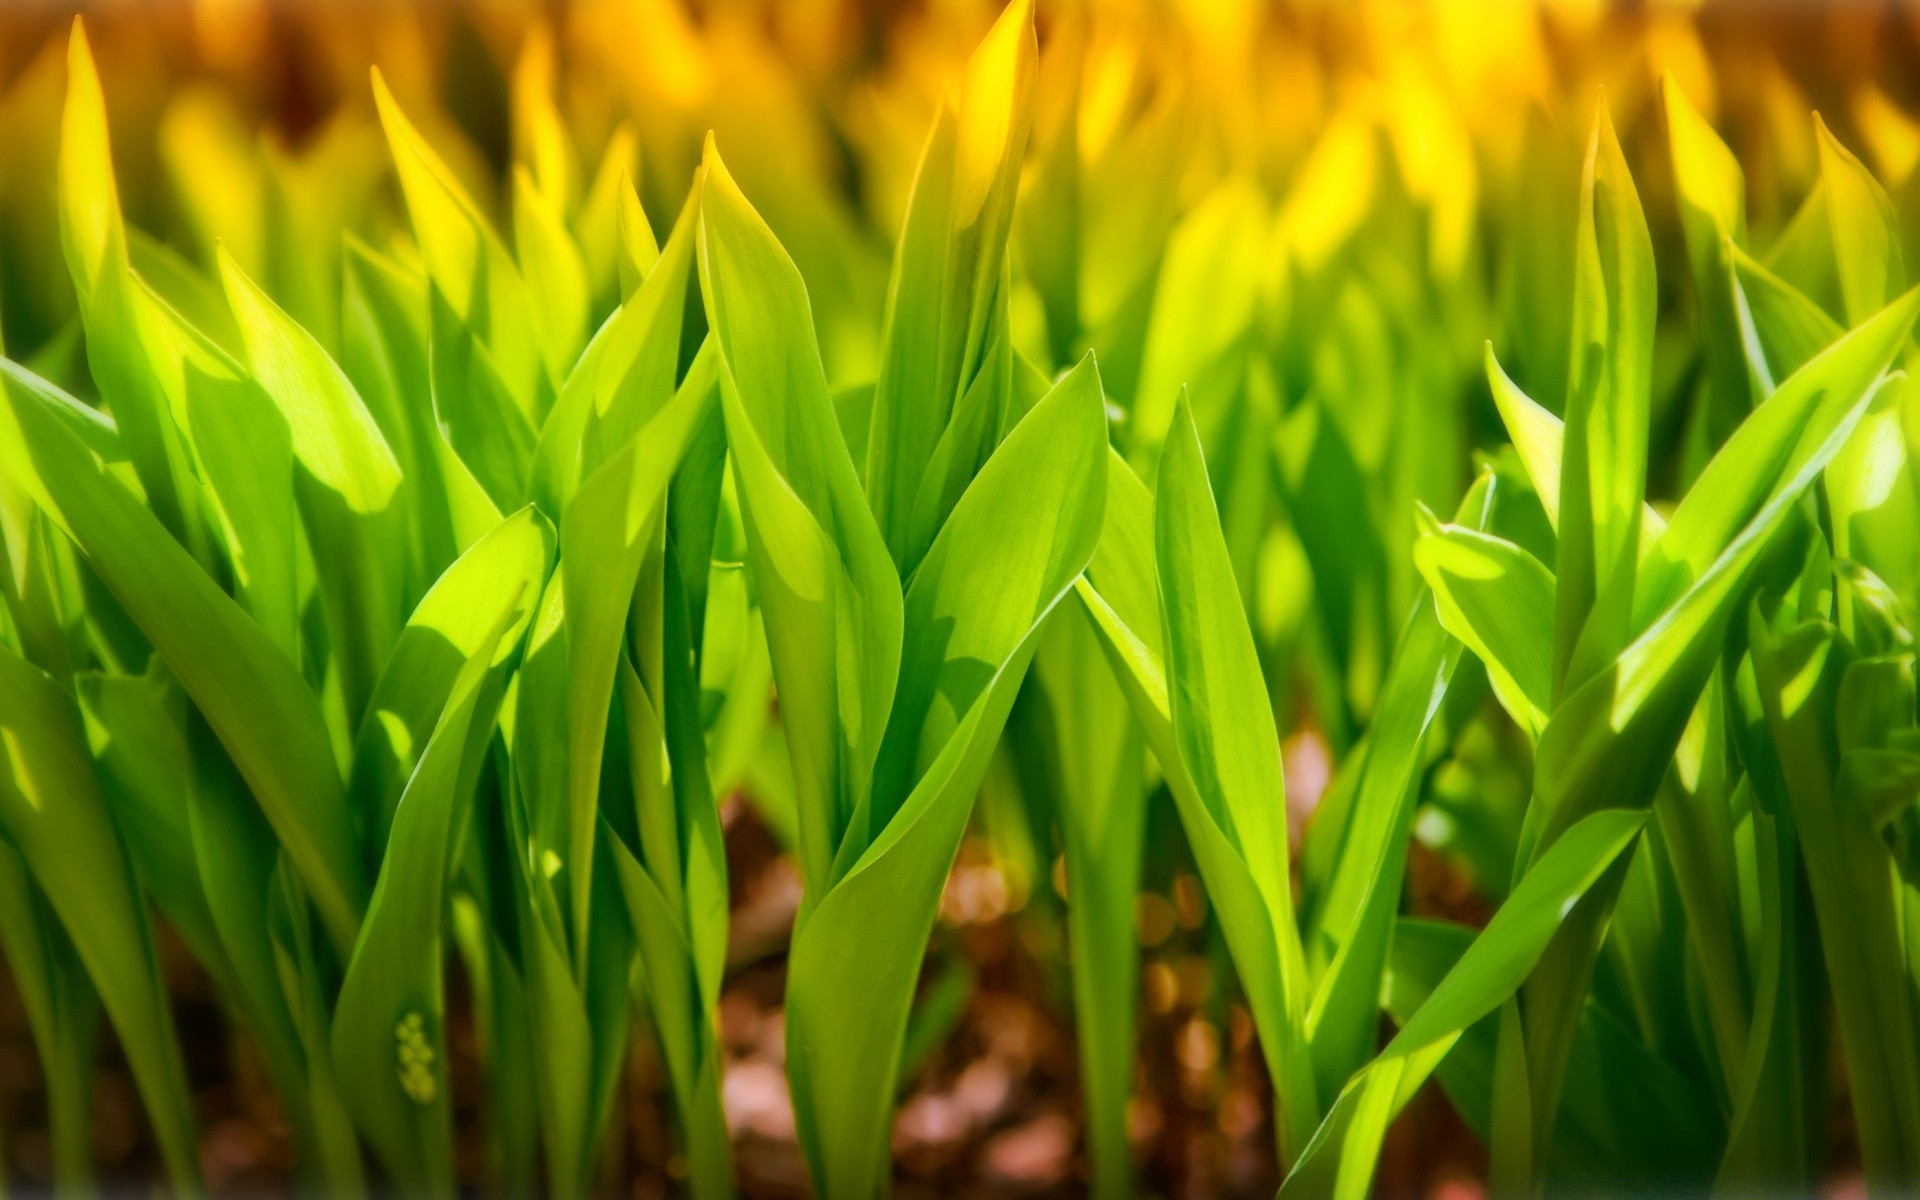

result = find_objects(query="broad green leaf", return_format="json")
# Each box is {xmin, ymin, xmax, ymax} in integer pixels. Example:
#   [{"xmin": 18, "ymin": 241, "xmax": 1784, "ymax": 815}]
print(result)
[
  {"xmin": 1159, "ymin": 391, "xmax": 1317, "ymax": 1152},
  {"xmin": 221, "ymin": 246, "xmax": 407, "ymax": 720},
  {"xmin": 1485, "ymin": 345, "xmax": 1666, "ymax": 551},
  {"xmin": 1500, "ymin": 287, "xmax": 1920, "ymax": 1183},
  {"xmin": 1556, "ymin": 100, "xmax": 1655, "ymax": 697},
  {"xmin": 331, "ymin": 570, "xmax": 531, "ymax": 1194},
  {"xmin": 1603, "ymin": 285, "xmax": 1920, "ymax": 669},
  {"xmin": 173, "ymin": 342, "xmax": 300, "ymax": 658},
  {"xmin": 696, "ymin": 137, "xmax": 902, "ymax": 898},
  {"xmin": 350, "ymin": 507, "xmax": 555, "ymax": 847},
  {"xmin": 1818, "ymin": 115, "xmax": 1905, "ymax": 327},
  {"xmin": 560, "ymin": 344, "xmax": 716, "ymax": 957},
  {"xmin": 1278, "ymin": 808, "xmax": 1647, "ymax": 1200},
  {"xmin": 1078, "ymin": 392, "xmax": 1318, "ymax": 1163},
  {"xmin": 785, "ymin": 357, "xmax": 1105, "ymax": 1200},
  {"xmin": 1414, "ymin": 519, "xmax": 1556, "ymax": 738},
  {"xmin": 900, "ymin": 284, "xmax": 1015, "ymax": 570},
  {"xmin": 59, "ymin": 22, "xmax": 207, "ymax": 555},
  {"xmin": 128, "ymin": 228, "xmax": 244, "ymax": 358},
  {"xmin": 218, "ymin": 247, "xmax": 403, "ymax": 513}
]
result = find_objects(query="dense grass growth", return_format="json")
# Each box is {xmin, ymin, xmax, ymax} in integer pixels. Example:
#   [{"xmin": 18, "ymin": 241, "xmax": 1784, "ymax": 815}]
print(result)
[{"xmin": 3, "ymin": 1, "xmax": 1920, "ymax": 1195}]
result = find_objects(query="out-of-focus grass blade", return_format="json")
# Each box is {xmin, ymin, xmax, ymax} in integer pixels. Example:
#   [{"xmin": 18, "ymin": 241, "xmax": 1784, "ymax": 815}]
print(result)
[
  {"xmin": 512, "ymin": 166, "xmax": 590, "ymax": 375},
  {"xmin": 80, "ymin": 666, "xmax": 363, "ymax": 1191},
  {"xmin": 1662, "ymin": 73, "xmax": 1753, "ymax": 439},
  {"xmin": 0, "ymin": 847, "xmax": 96, "ymax": 1193},
  {"xmin": 574, "ymin": 126, "xmax": 638, "ymax": 315},
  {"xmin": 1132, "ymin": 179, "xmax": 1270, "ymax": 452},
  {"xmin": 607, "ymin": 551, "xmax": 732, "ymax": 1196},
  {"xmin": 1746, "ymin": 596, "xmax": 1920, "ymax": 1178},
  {"xmin": 373, "ymin": 69, "xmax": 552, "ymax": 414},
  {"xmin": 617, "ymin": 177, "xmax": 660, "ymax": 301},
  {"xmin": 78, "ymin": 668, "xmax": 228, "ymax": 973},
  {"xmin": 1306, "ymin": 473, "xmax": 1504, "ymax": 1108},
  {"xmin": 864, "ymin": 0, "xmax": 1034, "ymax": 569},
  {"xmin": 0, "ymin": 648, "xmax": 201, "ymax": 1192},
  {"xmin": 186, "ymin": 715, "xmax": 365, "ymax": 1192}
]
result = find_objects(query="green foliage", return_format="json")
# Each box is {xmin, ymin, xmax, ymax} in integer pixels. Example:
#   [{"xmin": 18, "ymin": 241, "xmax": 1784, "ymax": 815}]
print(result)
[{"xmin": 8, "ymin": 8, "xmax": 1920, "ymax": 1199}]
